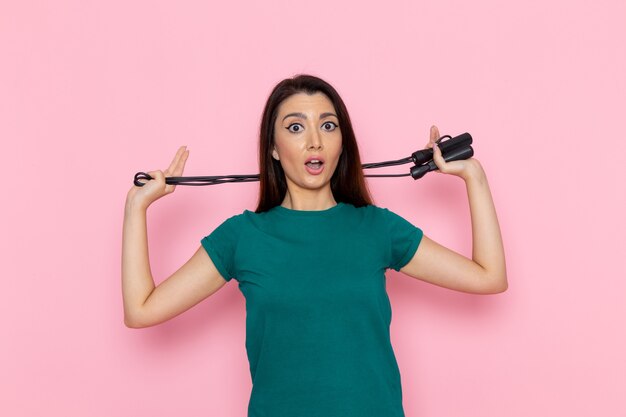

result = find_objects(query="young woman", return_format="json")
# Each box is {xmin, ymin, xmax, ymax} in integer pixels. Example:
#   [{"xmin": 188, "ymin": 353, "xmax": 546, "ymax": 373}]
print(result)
[{"xmin": 122, "ymin": 74, "xmax": 507, "ymax": 416}]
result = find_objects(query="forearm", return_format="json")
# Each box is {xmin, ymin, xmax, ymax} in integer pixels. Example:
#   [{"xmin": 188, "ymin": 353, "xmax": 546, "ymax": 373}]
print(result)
[
  {"xmin": 463, "ymin": 162, "xmax": 508, "ymax": 290},
  {"xmin": 121, "ymin": 198, "xmax": 156, "ymax": 324}
]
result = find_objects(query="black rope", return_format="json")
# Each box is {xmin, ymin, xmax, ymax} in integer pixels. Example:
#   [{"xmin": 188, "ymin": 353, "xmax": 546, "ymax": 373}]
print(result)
[{"xmin": 133, "ymin": 133, "xmax": 472, "ymax": 187}]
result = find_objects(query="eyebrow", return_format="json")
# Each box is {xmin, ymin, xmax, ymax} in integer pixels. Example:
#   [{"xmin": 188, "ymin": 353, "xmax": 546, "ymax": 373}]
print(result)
[{"xmin": 282, "ymin": 112, "xmax": 338, "ymax": 121}]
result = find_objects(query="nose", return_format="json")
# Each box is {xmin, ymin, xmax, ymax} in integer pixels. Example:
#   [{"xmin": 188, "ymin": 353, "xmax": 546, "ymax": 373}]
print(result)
[{"xmin": 307, "ymin": 128, "xmax": 323, "ymax": 150}]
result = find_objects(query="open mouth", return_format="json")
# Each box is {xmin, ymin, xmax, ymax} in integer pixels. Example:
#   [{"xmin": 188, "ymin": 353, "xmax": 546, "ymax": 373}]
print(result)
[{"xmin": 305, "ymin": 160, "xmax": 324, "ymax": 170}]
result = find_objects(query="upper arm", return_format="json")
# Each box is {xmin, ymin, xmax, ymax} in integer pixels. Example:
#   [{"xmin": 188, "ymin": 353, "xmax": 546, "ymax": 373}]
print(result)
[
  {"xmin": 128, "ymin": 246, "xmax": 229, "ymax": 328},
  {"xmin": 399, "ymin": 235, "xmax": 506, "ymax": 294}
]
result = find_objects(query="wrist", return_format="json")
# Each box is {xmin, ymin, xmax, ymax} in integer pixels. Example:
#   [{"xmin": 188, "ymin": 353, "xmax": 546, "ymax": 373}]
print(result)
[
  {"xmin": 460, "ymin": 159, "xmax": 486, "ymax": 183},
  {"xmin": 125, "ymin": 193, "xmax": 149, "ymax": 214}
]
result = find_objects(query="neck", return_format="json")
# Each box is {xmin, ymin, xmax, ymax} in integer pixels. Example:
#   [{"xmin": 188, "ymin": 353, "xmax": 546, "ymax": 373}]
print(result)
[{"xmin": 280, "ymin": 188, "xmax": 337, "ymax": 211}]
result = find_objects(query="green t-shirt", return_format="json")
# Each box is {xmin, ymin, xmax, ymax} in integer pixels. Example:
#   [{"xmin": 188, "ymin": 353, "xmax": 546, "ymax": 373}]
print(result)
[{"xmin": 201, "ymin": 202, "xmax": 423, "ymax": 417}]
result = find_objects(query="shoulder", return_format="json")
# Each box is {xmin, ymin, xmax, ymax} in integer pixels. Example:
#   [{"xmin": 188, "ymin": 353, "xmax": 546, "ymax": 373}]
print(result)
[
  {"xmin": 357, "ymin": 204, "xmax": 421, "ymax": 232},
  {"xmin": 220, "ymin": 208, "xmax": 278, "ymax": 232},
  {"xmin": 217, "ymin": 210, "xmax": 247, "ymax": 227},
  {"xmin": 350, "ymin": 203, "xmax": 399, "ymax": 219},
  {"xmin": 205, "ymin": 210, "xmax": 252, "ymax": 237},
  {"xmin": 367, "ymin": 204, "xmax": 410, "ymax": 219},
  {"xmin": 339, "ymin": 203, "xmax": 403, "ymax": 230}
]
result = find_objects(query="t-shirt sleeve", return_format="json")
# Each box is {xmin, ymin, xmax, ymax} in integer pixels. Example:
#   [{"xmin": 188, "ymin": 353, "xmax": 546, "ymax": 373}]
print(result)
[
  {"xmin": 380, "ymin": 207, "xmax": 424, "ymax": 271},
  {"xmin": 200, "ymin": 214, "xmax": 242, "ymax": 282}
]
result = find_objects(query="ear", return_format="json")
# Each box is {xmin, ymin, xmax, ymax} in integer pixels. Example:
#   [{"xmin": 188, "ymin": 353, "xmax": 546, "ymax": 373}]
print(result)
[{"xmin": 272, "ymin": 147, "xmax": 280, "ymax": 161}]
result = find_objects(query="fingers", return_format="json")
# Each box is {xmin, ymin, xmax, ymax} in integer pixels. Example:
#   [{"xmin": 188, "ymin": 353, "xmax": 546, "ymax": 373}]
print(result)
[
  {"xmin": 165, "ymin": 146, "xmax": 188, "ymax": 176},
  {"xmin": 429, "ymin": 125, "xmax": 440, "ymax": 145},
  {"xmin": 423, "ymin": 125, "xmax": 470, "ymax": 177},
  {"xmin": 428, "ymin": 125, "xmax": 446, "ymax": 174},
  {"xmin": 147, "ymin": 170, "xmax": 162, "ymax": 179},
  {"xmin": 173, "ymin": 147, "xmax": 189, "ymax": 176},
  {"xmin": 432, "ymin": 141, "xmax": 445, "ymax": 173},
  {"xmin": 148, "ymin": 168, "xmax": 176, "ymax": 194},
  {"xmin": 146, "ymin": 170, "xmax": 165, "ymax": 183},
  {"xmin": 166, "ymin": 146, "xmax": 187, "ymax": 193},
  {"xmin": 425, "ymin": 125, "xmax": 440, "ymax": 148},
  {"xmin": 153, "ymin": 146, "xmax": 188, "ymax": 196}
]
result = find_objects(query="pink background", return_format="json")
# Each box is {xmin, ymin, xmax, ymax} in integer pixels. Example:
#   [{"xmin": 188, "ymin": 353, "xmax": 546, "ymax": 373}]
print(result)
[{"xmin": 2, "ymin": 0, "xmax": 625, "ymax": 416}]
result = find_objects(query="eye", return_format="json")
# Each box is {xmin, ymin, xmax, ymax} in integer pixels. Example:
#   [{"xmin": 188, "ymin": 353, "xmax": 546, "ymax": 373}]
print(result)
[
  {"xmin": 287, "ymin": 123, "xmax": 304, "ymax": 133},
  {"xmin": 322, "ymin": 121, "xmax": 338, "ymax": 131}
]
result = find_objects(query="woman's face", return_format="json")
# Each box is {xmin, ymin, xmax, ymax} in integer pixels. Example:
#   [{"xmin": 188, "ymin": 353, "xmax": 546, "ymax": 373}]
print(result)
[{"xmin": 272, "ymin": 92, "xmax": 343, "ymax": 194}]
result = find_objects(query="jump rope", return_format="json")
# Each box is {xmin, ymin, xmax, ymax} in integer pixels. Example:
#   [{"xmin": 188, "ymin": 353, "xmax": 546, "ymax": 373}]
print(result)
[{"xmin": 133, "ymin": 132, "xmax": 473, "ymax": 187}]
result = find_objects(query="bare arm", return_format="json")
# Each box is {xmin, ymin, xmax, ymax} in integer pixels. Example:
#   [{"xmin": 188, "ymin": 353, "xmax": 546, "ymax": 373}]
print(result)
[
  {"xmin": 121, "ymin": 146, "xmax": 229, "ymax": 328},
  {"xmin": 399, "ymin": 126, "xmax": 508, "ymax": 294}
]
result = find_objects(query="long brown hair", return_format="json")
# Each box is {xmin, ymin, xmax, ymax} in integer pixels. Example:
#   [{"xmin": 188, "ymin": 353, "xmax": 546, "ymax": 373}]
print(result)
[{"xmin": 255, "ymin": 74, "xmax": 373, "ymax": 213}]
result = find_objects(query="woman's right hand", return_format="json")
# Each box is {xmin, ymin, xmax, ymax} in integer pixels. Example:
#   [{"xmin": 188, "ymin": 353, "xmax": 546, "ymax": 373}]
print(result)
[{"xmin": 126, "ymin": 146, "xmax": 190, "ymax": 210}]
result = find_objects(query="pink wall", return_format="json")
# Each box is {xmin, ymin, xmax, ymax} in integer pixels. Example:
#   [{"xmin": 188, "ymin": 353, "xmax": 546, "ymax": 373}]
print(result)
[{"xmin": 2, "ymin": 0, "xmax": 624, "ymax": 416}]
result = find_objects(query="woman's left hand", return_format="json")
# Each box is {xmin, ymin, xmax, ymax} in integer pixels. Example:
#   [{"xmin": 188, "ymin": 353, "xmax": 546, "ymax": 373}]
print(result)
[{"xmin": 427, "ymin": 125, "xmax": 483, "ymax": 181}]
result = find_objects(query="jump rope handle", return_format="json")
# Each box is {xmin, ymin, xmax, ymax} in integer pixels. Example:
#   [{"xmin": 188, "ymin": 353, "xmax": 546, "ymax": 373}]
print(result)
[{"xmin": 410, "ymin": 145, "xmax": 474, "ymax": 179}]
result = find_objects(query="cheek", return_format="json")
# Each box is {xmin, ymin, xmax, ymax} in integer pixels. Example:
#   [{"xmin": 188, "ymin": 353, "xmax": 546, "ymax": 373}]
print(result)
[
  {"xmin": 331, "ymin": 138, "xmax": 343, "ymax": 160},
  {"xmin": 275, "ymin": 132, "xmax": 303, "ymax": 154},
  {"xmin": 273, "ymin": 138, "xmax": 298, "ymax": 165}
]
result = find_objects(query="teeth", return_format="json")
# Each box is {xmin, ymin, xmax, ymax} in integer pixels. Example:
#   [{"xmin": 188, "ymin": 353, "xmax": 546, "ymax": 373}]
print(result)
[{"xmin": 306, "ymin": 160, "xmax": 322, "ymax": 170}]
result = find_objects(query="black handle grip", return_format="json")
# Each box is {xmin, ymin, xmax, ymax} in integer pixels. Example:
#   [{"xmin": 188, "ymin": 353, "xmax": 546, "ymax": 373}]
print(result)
[
  {"xmin": 410, "ymin": 145, "xmax": 474, "ymax": 180},
  {"xmin": 411, "ymin": 132, "xmax": 473, "ymax": 166}
]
